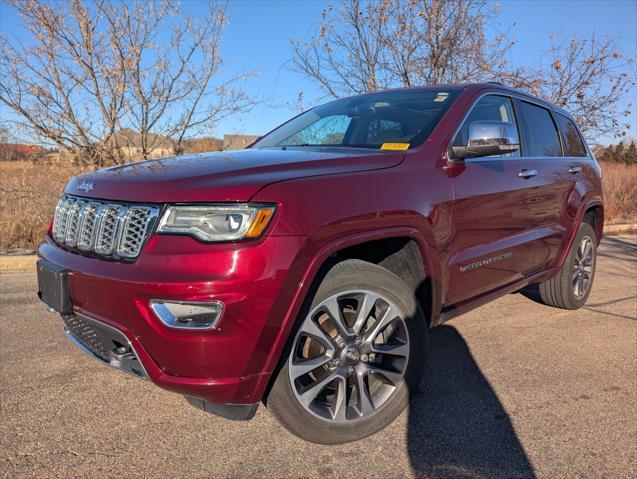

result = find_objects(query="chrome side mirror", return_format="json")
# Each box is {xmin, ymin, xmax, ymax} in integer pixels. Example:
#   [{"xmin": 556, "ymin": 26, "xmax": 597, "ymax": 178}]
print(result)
[{"xmin": 451, "ymin": 121, "xmax": 520, "ymax": 160}]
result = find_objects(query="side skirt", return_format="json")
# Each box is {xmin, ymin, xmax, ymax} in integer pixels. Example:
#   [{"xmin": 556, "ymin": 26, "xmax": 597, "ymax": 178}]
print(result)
[{"xmin": 433, "ymin": 267, "xmax": 558, "ymax": 326}]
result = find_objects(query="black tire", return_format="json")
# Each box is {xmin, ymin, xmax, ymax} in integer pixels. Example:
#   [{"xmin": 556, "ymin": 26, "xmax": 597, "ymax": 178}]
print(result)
[
  {"xmin": 267, "ymin": 259, "xmax": 428, "ymax": 444},
  {"xmin": 538, "ymin": 222, "xmax": 597, "ymax": 309}
]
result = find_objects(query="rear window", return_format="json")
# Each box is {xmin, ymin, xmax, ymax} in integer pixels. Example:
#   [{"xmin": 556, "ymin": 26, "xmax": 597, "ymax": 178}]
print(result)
[
  {"xmin": 519, "ymin": 101, "xmax": 562, "ymax": 157},
  {"xmin": 554, "ymin": 113, "xmax": 588, "ymax": 157},
  {"xmin": 253, "ymin": 90, "xmax": 461, "ymax": 150}
]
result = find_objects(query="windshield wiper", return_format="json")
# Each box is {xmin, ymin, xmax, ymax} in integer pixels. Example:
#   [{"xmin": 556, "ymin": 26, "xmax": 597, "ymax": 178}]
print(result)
[
  {"xmin": 280, "ymin": 144, "xmax": 311, "ymax": 150},
  {"xmin": 279, "ymin": 144, "xmax": 376, "ymax": 150}
]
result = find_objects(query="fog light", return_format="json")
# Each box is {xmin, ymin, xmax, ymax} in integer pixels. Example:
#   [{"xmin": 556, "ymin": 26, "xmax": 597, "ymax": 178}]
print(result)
[{"xmin": 149, "ymin": 300, "xmax": 223, "ymax": 330}]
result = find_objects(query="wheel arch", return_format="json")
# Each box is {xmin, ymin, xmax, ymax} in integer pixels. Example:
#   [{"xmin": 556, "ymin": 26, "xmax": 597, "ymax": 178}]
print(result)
[
  {"xmin": 558, "ymin": 199, "xmax": 604, "ymax": 267},
  {"xmin": 582, "ymin": 204, "xmax": 604, "ymax": 244},
  {"xmin": 332, "ymin": 237, "xmax": 433, "ymax": 325},
  {"xmin": 258, "ymin": 227, "xmax": 439, "ymax": 403}
]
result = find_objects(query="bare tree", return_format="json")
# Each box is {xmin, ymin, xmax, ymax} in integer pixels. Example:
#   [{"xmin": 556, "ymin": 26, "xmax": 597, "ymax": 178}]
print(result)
[
  {"xmin": 0, "ymin": 0, "xmax": 254, "ymax": 166},
  {"xmin": 513, "ymin": 34, "xmax": 635, "ymax": 141},
  {"xmin": 291, "ymin": 0, "xmax": 516, "ymax": 98},
  {"xmin": 291, "ymin": 1, "xmax": 387, "ymax": 97},
  {"xmin": 292, "ymin": 0, "xmax": 634, "ymax": 142}
]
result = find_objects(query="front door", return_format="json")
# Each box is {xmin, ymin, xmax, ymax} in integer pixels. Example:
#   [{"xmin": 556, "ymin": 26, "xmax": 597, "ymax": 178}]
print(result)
[{"xmin": 445, "ymin": 95, "xmax": 567, "ymax": 306}]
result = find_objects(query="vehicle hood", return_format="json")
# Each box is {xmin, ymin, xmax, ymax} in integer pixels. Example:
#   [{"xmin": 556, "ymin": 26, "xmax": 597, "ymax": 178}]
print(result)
[{"xmin": 65, "ymin": 148, "xmax": 404, "ymax": 203}]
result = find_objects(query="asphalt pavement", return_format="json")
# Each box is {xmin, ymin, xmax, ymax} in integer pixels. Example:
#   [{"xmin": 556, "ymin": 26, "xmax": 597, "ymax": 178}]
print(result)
[{"xmin": 1, "ymin": 236, "xmax": 635, "ymax": 478}]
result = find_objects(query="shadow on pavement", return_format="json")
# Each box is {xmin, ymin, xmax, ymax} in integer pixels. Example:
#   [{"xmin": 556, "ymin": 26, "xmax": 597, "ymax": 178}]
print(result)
[
  {"xmin": 598, "ymin": 236, "xmax": 637, "ymax": 261},
  {"xmin": 407, "ymin": 325, "xmax": 535, "ymax": 478}
]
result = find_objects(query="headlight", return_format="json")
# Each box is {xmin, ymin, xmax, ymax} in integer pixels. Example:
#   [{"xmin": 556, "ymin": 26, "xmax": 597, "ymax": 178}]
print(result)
[{"xmin": 157, "ymin": 204, "xmax": 275, "ymax": 242}]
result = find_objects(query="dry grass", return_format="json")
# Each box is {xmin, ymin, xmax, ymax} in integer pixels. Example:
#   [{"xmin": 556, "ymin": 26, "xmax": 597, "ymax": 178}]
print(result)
[
  {"xmin": 0, "ymin": 159, "xmax": 636, "ymax": 251},
  {"xmin": 0, "ymin": 161, "xmax": 89, "ymax": 251},
  {"xmin": 600, "ymin": 161, "xmax": 637, "ymax": 224}
]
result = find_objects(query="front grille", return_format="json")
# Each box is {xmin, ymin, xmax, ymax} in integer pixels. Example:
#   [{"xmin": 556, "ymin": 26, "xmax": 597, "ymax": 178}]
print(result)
[{"xmin": 52, "ymin": 195, "xmax": 159, "ymax": 260}]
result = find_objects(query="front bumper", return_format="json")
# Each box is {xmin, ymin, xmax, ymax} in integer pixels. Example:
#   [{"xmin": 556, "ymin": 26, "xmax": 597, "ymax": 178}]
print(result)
[
  {"xmin": 38, "ymin": 232, "xmax": 306, "ymax": 404},
  {"xmin": 61, "ymin": 312, "xmax": 148, "ymax": 379}
]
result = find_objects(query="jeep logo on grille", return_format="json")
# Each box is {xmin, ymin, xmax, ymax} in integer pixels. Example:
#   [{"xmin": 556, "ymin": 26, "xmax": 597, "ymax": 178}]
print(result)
[{"xmin": 77, "ymin": 181, "xmax": 95, "ymax": 192}]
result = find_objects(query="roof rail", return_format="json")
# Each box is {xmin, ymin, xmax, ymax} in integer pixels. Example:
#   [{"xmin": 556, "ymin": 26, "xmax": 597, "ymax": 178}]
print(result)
[{"xmin": 485, "ymin": 81, "xmax": 504, "ymax": 85}]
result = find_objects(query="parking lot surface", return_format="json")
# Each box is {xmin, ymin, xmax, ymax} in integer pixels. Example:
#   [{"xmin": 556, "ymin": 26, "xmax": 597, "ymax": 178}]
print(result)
[{"xmin": 1, "ymin": 236, "xmax": 636, "ymax": 478}]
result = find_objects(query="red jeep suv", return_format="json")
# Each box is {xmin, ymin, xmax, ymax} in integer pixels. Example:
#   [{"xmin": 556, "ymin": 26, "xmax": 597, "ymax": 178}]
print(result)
[{"xmin": 37, "ymin": 83, "xmax": 603, "ymax": 444}]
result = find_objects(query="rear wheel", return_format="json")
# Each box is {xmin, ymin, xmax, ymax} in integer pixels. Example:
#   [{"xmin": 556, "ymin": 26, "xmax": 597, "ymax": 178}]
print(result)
[
  {"xmin": 538, "ymin": 222, "xmax": 597, "ymax": 309},
  {"xmin": 267, "ymin": 259, "xmax": 428, "ymax": 444}
]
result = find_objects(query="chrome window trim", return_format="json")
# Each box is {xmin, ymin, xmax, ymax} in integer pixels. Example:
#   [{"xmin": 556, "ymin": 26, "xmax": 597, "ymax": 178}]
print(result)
[
  {"xmin": 449, "ymin": 90, "xmax": 593, "ymax": 162},
  {"xmin": 553, "ymin": 111, "xmax": 591, "ymax": 159},
  {"xmin": 450, "ymin": 92, "xmax": 522, "ymax": 162}
]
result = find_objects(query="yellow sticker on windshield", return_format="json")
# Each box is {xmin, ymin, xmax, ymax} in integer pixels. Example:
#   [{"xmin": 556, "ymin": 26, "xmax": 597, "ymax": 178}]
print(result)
[{"xmin": 380, "ymin": 142, "xmax": 410, "ymax": 151}]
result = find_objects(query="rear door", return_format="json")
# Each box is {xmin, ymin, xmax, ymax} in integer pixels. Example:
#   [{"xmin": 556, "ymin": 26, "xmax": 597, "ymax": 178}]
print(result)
[
  {"xmin": 515, "ymin": 100, "xmax": 580, "ymax": 267},
  {"xmin": 445, "ymin": 95, "xmax": 568, "ymax": 306},
  {"xmin": 551, "ymin": 111, "xmax": 597, "ymax": 238}
]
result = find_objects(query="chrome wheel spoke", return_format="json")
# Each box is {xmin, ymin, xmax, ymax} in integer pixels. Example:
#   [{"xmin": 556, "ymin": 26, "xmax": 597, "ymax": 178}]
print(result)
[
  {"xmin": 582, "ymin": 240, "xmax": 593, "ymax": 261},
  {"xmin": 354, "ymin": 367, "xmax": 374, "ymax": 416},
  {"xmin": 290, "ymin": 354, "xmax": 332, "ymax": 380},
  {"xmin": 364, "ymin": 305, "xmax": 397, "ymax": 344},
  {"xmin": 322, "ymin": 296, "xmax": 352, "ymax": 338},
  {"xmin": 299, "ymin": 318, "xmax": 336, "ymax": 352},
  {"xmin": 367, "ymin": 364, "xmax": 404, "ymax": 386},
  {"xmin": 299, "ymin": 369, "xmax": 343, "ymax": 407},
  {"xmin": 331, "ymin": 374, "xmax": 348, "ymax": 421},
  {"xmin": 352, "ymin": 292, "xmax": 378, "ymax": 334},
  {"xmin": 371, "ymin": 340, "xmax": 409, "ymax": 358}
]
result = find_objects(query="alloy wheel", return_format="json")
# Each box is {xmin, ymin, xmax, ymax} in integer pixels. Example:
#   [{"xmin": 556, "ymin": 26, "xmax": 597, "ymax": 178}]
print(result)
[
  {"xmin": 288, "ymin": 290, "xmax": 410, "ymax": 422},
  {"xmin": 573, "ymin": 236, "xmax": 594, "ymax": 300}
]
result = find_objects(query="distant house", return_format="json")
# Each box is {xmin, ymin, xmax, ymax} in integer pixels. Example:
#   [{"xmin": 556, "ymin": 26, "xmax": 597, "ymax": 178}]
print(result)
[
  {"xmin": 0, "ymin": 143, "xmax": 44, "ymax": 160},
  {"xmin": 222, "ymin": 134, "xmax": 260, "ymax": 150},
  {"xmin": 108, "ymin": 128, "xmax": 175, "ymax": 159}
]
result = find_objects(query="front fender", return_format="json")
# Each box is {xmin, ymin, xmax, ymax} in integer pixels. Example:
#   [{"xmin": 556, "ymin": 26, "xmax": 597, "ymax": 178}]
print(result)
[{"xmin": 241, "ymin": 224, "xmax": 440, "ymax": 404}]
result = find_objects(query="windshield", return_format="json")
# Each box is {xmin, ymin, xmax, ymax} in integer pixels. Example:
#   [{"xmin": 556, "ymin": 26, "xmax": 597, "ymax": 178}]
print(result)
[{"xmin": 253, "ymin": 89, "xmax": 461, "ymax": 150}]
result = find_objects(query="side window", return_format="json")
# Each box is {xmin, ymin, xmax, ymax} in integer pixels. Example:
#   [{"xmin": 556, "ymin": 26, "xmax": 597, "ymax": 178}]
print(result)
[
  {"xmin": 554, "ymin": 113, "xmax": 588, "ymax": 157},
  {"xmin": 519, "ymin": 101, "xmax": 562, "ymax": 157},
  {"xmin": 453, "ymin": 95, "xmax": 520, "ymax": 158},
  {"xmin": 281, "ymin": 115, "xmax": 351, "ymax": 146}
]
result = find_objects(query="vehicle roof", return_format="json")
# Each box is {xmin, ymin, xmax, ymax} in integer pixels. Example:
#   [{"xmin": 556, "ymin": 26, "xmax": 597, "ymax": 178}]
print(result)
[{"xmin": 345, "ymin": 83, "xmax": 572, "ymax": 119}]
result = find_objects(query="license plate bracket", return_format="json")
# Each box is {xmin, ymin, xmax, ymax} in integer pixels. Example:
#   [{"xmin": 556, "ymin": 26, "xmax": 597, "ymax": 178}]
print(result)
[{"xmin": 37, "ymin": 259, "xmax": 72, "ymax": 314}]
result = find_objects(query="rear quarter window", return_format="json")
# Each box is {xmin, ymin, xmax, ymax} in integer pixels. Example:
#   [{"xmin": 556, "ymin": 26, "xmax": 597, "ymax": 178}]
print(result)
[
  {"xmin": 554, "ymin": 113, "xmax": 588, "ymax": 157},
  {"xmin": 520, "ymin": 101, "xmax": 562, "ymax": 157}
]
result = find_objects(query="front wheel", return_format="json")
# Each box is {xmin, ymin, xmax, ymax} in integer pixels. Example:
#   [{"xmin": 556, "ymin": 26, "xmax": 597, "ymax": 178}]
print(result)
[
  {"xmin": 538, "ymin": 222, "xmax": 598, "ymax": 309},
  {"xmin": 266, "ymin": 259, "xmax": 428, "ymax": 444}
]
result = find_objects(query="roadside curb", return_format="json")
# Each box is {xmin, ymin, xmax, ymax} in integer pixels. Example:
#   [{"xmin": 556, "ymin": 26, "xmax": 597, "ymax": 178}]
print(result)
[{"xmin": 604, "ymin": 224, "xmax": 637, "ymax": 235}]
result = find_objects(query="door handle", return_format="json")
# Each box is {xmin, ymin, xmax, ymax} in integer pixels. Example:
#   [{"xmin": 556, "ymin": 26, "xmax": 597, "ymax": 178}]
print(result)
[
  {"xmin": 568, "ymin": 166, "xmax": 582, "ymax": 174},
  {"xmin": 518, "ymin": 169, "xmax": 538, "ymax": 179}
]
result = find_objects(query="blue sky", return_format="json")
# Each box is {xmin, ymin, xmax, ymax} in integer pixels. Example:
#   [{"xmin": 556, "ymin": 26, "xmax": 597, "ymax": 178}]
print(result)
[{"xmin": 1, "ymin": 0, "xmax": 636, "ymax": 144}]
